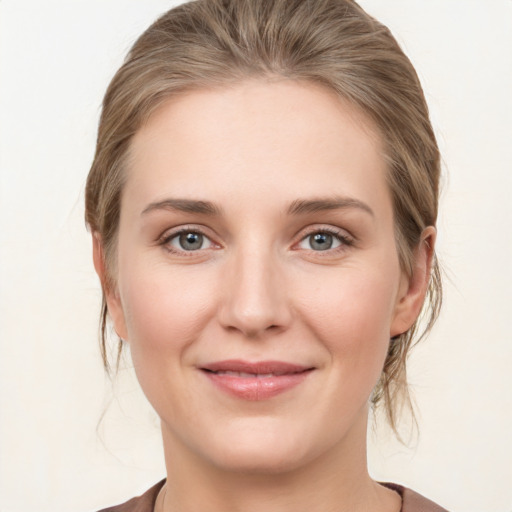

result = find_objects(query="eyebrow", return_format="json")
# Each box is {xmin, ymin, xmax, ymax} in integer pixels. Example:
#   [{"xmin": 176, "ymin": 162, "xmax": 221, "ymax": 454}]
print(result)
[
  {"xmin": 141, "ymin": 196, "xmax": 374, "ymax": 218},
  {"xmin": 287, "ymin": 197, "xmax": 374, "ymax": 217},
  {"xmin": 141, "ymin": 198, "xmax": 222, "ymax": 216}
]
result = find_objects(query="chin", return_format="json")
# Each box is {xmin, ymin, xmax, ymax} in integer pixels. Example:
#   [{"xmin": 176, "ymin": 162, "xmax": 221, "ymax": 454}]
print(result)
[
  {"xmin": 210, "ymin": 443, "xmax": 307, "ymax": 475},
  {"xmin": 195, "ymin": 418, "xmax": 323, "ymax": 475}
]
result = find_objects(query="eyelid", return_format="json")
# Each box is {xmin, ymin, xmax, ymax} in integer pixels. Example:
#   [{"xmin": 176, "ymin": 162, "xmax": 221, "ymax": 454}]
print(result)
[
  {"xmin": 158, "ymin": 224, "xmax": 221, "ymax": 254},
  {"xmin": 156, "ymin": 223, "xmax": 354, "ymax": 256},
  {"xmin": 292, "ymin": 225, "xmax": 355, "ymax": 252}
]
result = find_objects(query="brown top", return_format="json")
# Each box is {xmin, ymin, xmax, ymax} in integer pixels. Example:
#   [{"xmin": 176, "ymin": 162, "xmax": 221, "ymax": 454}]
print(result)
[{"xmin": 97, "ymin": 479, "xmax": 449, "ymax": 512}]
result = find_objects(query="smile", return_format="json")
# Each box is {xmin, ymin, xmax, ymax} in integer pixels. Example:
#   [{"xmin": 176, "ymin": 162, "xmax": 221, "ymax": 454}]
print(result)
[
  {"xmin": 211, "ymin": 371, "xmax": 289, "ymax": 378},
  {"xmin": 200, "ymin": 360, "xmax": 314, "ymax": 401}
]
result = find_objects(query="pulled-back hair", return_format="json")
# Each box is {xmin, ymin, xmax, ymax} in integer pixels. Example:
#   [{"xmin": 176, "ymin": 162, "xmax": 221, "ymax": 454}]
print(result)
[{"xmin": 85, "ymin": 0, "xmax": 442, "ymax": 433}]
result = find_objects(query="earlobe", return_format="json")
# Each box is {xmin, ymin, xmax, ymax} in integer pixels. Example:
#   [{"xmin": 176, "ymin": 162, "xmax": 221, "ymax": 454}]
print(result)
[
  {"xmin": 92, "ymin": 233, "xmax": 128, "ymax": 340},
  {"xmin": 390, "ymin": 226, "xmax": 436, "ymax": 338}
]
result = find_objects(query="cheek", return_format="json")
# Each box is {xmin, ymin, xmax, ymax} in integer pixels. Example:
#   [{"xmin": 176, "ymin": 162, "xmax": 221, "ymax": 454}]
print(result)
[
  {"xmin": 115, "ymin": 261, "xmax": 220, "ymax": 417},
  {"xmin": 298, "ymin": 266, "xmax": 399, "ymax": 375},
  {"xmin": 118, "ymin": 261, "xmax": 217, "ymax": 360}
]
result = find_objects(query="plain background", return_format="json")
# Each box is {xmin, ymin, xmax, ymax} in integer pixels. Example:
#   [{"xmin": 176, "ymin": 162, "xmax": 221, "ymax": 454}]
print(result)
[{"xmin": 0, "ymin": 1, "xmax": 511, "ymax": 511}]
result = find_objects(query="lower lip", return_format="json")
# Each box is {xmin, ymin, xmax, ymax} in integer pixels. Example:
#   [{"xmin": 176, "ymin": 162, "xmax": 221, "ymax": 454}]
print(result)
[{"xmin": 202, "ymin": 370, "xmax": 312, "ymax": 401}]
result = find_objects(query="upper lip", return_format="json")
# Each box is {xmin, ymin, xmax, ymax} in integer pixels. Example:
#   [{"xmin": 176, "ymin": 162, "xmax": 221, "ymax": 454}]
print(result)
[{"xmin": 200, "ymin": 359, "xmax": 313, "ymax": 375}]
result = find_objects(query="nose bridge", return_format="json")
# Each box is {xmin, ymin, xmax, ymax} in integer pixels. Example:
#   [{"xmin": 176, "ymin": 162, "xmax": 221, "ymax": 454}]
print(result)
[{"xmin": 219, "ymin": 237, "xmax": 290, "ymax": 337}]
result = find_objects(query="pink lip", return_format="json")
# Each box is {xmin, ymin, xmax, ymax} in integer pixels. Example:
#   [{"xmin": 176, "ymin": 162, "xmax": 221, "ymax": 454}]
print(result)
[{"xmin": 200, "ymin": 360, "xmax": 314, "ymax": 401}]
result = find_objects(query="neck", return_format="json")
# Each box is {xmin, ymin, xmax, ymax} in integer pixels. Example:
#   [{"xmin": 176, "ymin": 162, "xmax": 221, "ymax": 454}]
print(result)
[{"xmin": 158, "ymin": 413, "xmax": 401, "ymax": 512}]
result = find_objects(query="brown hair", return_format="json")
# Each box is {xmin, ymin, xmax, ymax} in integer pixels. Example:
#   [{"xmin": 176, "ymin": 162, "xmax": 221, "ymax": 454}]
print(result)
[{"xmin": 85, "ymin": 0, "xmax": 442, "ymax": 433}]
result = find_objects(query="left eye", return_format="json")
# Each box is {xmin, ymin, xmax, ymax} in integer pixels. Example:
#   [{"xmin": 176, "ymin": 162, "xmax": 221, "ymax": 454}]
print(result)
[
  {"xmin": 167, "ymin": 231, "xmax": 213, "ymax": 251},
  {"xmin": 298, "ymin": 231, "xmax": 344, "ymax": 251}
]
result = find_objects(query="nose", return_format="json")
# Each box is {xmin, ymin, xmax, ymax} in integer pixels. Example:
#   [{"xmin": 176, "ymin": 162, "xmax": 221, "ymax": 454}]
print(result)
[{"xmin": 218, "ymin": 244, "xmax": 292, "ymax": 338}]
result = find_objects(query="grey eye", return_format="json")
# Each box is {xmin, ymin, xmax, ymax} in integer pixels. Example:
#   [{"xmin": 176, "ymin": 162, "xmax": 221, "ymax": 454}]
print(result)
[
  {"xmin": 298, "ymin": 232, "xmax": 343, "ymax": 251},
  {"xmin": 309, "ymin": 233, "xmax": 333, "ymax": 251},
  {"xmin": 169, "ymin": 232, "xmax": 212, "ymax": 251},
  {"xmin": 181, "ymin": 232, "xmax": 203, "ymax": 250}
]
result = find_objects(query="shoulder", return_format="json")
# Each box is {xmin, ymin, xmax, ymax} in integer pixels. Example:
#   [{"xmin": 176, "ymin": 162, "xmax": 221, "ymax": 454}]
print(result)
[
  {"xmin": 96, "ymin": 479, "xmax": 448, "ymax": 512},
  {"xmin": 96, "ymin": 480, "xmax": 165, "ymax": 512},
  {"xmin": 382, "ymin": 483, "xmax": 449, "ymax": 512}
]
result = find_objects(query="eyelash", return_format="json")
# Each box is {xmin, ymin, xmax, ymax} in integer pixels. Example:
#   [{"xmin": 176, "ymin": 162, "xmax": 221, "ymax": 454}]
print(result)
[
  {"xmin": 158, "ymin": 225, "xmax": 354, "ymax": 256},
  {"xmin": 297, "ymin": 226, "xmax": 354, "ymax": 254},
  {"xmin": 159, "ymin": 226, "xmax": 215, "ymax": 256}
]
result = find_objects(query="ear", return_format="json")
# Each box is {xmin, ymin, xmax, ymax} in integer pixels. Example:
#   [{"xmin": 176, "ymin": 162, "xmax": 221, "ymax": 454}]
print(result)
[
  {"xmin": 390, "ymin": 226, "xmax": 436, "ymax": 338},
  {"xmin": 92, "ymin": 233, "xmax": 128, "ymax": 340}
]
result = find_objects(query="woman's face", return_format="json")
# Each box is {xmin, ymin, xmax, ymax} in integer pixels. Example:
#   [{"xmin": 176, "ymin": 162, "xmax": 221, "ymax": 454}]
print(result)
[{"xmin": 100, "ymin": 80, "xmax": 427, "ymax": 473}]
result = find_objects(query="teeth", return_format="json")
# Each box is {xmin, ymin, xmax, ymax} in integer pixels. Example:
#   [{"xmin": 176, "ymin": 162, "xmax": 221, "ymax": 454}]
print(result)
[{"xmin": 214, "ymin": 371, "xmax": 281, "ymax": 378}]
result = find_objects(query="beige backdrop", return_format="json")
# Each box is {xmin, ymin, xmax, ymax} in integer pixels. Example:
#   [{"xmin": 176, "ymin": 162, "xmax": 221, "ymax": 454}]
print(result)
[{"xmin": 1, "ymin": 1, "xmax": 511, "ymax": 511}]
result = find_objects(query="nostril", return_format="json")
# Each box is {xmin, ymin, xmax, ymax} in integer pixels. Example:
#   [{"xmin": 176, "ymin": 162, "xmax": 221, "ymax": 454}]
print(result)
[{"xmin": 217, "ymin": 270, "xmax": 292, "ymax": 337}]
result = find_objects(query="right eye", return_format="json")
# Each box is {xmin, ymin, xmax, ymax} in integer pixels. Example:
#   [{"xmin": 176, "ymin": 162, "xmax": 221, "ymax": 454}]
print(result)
[
  {"xmin": 162, "ymin": 229, "xmax": 214, "ymax": 253},
  {"xmin": 298, "ymin": 231, "xmax": 343, "ymax": 251}
]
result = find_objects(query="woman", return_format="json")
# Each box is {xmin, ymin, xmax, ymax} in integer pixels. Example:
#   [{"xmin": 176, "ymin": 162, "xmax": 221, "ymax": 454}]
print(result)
[{"xmin": 86, "ymin": 0, "xmax": 446, "ymax": 510}]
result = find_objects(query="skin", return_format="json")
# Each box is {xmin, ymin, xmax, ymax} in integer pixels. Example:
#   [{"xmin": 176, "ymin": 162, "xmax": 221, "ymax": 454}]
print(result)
[{"xmin": 93, "ymin": 79, "xmax": 434, "ymax": 512}]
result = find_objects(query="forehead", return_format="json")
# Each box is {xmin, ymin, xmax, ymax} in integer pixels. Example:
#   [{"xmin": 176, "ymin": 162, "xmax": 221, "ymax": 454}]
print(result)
[{"xmin": 125, "ymin": 79, "xmax": 390, "ymax": 219}]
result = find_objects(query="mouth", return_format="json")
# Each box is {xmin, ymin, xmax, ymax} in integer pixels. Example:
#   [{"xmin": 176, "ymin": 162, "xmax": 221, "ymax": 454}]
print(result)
[{"xmin": 199, "ymin": 360, "xmax": 314, "ymax": 400}]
